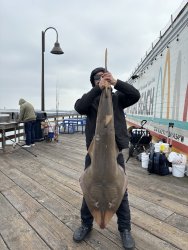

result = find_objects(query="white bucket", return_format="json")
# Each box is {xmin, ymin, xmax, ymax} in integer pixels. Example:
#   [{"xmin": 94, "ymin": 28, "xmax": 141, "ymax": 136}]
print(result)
[
  {"xmin": 172, "ymin": 164, "xmax": 185, "ymax": 177},
  {"xmin": 168, "ymin": 152, "xmax": 187, "ymax": 165},
  {"xmin": 154, "ymin": 143, "xmax": 162, "ymax": 152},
  {"xmin": 141, "ymin": 153, "xmax": 149, "ymax": 169}
]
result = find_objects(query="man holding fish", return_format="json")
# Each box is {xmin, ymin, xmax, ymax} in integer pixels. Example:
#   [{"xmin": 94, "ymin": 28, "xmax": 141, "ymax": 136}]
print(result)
[{"xmin": 73, "ymin": 66, "xmax": 140, "ymax": 250}]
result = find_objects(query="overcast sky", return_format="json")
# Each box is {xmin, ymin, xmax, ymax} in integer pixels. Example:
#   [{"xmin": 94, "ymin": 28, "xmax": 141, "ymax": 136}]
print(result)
[{"xmin": 0, "ymin": 0, "xmax": 184, "ymax": 111}]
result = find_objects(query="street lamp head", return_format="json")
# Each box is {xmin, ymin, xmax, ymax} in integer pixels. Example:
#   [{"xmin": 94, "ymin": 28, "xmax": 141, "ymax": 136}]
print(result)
[{"xmin": 51, "ymin": 42, "xmax": 64, "ymax": 54}]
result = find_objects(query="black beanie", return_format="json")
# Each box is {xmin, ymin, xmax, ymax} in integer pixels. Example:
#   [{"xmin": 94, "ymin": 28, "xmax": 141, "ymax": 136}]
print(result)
[{"xmin": 90, "ymin": 67, "xmax": 105, "ymax": 87}]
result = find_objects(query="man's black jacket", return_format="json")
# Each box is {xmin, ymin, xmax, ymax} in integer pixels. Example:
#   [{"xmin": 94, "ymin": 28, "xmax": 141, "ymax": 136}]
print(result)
[{"xmin": 74, "ymin": 80, "xmax": 140, "ymax": 150}]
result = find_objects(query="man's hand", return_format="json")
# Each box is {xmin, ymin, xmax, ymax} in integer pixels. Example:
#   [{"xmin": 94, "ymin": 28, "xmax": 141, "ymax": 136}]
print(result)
[
  {"xmin": 98, "ymin": 77, "xmax": 110, "ymax": 89},
  {"xmin": 98, "ymin": 72, "xmax": 117, "ymax": 89},
  {"xmin": 102, "ymin": 72, "xmax": 117, "ymax": 86}
]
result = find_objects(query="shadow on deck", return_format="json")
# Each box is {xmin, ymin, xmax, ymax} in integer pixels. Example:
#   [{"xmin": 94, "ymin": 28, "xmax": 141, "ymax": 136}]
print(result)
[{"xmin": 0, "ymin": 134, "xmax": 188, "ymax": 250}]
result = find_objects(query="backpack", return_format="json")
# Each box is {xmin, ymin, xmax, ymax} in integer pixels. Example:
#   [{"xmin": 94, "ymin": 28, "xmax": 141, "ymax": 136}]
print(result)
[{"xmin": 148, "ymin": 151, "xmax": 170, "ymax": 175}]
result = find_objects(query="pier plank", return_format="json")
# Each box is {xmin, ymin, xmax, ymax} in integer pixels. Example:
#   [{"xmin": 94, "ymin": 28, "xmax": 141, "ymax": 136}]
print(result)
[
  {"xmin": 128, "ymin": 185, "xmax": 188, "ymax": 218},
  {"xmin": 129, "ymin": 194, "xmax": 174, "ymax": 220},
  {"xmin": 1, "ymin": 163, "xmax": 181, "ymax": 249},
  {"xmin": 0, "ymin": 133, "xmax": 188, "ymax": 249},
  {"xmin": 165, "ymin": 213, "xmax": 188, "ymax": 233},
  {"xmin": 129, "ymin": 225, "xmax": 179, "ymax": 250},
  {"xmin": 1, "ymin": 213, "xmax": 51, "ymax": 250},
  {"xmin": 0, "ymin": 193, "xmax": 50, "ymax": 250},
  {"xmin": 131, "ymin": 207, "xmax": 188, "ymax": 250},
  {"xmin": 0, "ymin": 235, "xmax": 9, "ymax": 250},
  {"xmin": 0, "ymin": 170, "xmax": 16, "ymax": 192},
  {"xmin": 127, "ymin": 171, "xmax": 188, "ymax": 205}
]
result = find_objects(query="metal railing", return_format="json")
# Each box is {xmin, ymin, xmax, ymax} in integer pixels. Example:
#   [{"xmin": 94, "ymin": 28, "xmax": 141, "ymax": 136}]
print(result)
[{"xmin": 0, "ymin": 112, "xmax": 85, "ymax": 151}]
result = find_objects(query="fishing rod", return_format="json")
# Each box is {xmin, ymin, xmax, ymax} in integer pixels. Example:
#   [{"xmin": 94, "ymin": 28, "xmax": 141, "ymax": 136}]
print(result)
[
  {"xmin": 4, "ymin": 135, "xmax": 37, "ymax": 157},
  {"xmin": 55, "ymin": 82, "xmax": 60, "ymax": 142},
  {"xmin": 105, "ymin": 48, "xmax": 107, "ymax": 73},
  {"xmin": 104, "ymin": 48, "xmax": 109, "ymax": 97}
]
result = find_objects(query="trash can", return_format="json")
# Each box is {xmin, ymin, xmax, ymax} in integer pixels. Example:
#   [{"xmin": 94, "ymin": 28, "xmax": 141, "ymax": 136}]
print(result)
[{"xmin": 35, "ymin": 112, "xmax": 47, "ymax": 141}]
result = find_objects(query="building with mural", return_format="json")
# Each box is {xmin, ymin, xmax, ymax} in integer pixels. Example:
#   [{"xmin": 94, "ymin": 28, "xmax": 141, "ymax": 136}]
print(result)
[{"xmin": 126, "ymin": 1, "xmax": 188, "ymax": 156}]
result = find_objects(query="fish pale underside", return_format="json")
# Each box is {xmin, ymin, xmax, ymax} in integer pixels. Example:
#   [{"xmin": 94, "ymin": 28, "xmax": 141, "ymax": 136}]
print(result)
[{"xmin": 80, "ymin": 87, "xmax": 128, "ymax": 229}]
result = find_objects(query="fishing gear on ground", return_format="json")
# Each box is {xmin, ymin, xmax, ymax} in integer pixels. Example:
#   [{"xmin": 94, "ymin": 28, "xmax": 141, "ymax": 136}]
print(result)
[{"xmin": 4, "ymin": 135, "xmax": 37, "ymax": 157}]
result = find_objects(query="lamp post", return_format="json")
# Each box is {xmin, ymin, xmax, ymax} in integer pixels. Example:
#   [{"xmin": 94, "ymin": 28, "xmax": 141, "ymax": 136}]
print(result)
[{"xmin": 41, "ymin": 27, "xmax": 64, "ymax": 111}]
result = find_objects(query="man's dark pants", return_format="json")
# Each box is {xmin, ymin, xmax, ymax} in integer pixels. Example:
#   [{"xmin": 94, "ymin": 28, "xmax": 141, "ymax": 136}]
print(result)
[
  {"xmin": 81, "ymin": 152, "xmax": 131, "ymax": 232},
  {"xmin": 24, "ymin": 120, "xmax": 36, "ymax": 145}
]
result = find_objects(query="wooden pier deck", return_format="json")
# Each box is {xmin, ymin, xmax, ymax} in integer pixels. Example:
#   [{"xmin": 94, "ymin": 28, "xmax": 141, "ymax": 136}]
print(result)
[{"xmin": 0, "ymin": 134, "xmax": 188, "ymax": 250}]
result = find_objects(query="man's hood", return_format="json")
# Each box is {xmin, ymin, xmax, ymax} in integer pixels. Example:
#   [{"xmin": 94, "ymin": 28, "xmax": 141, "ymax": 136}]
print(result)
[{"xmin": 19, "ymin": 98, "xmax": 26, "ymax": 105}]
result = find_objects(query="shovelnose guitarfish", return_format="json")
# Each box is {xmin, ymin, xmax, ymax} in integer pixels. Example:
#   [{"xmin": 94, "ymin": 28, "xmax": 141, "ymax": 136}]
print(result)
[{"xmin": 80, "ymin": 86, "xmax": 128, "ymax": 229}]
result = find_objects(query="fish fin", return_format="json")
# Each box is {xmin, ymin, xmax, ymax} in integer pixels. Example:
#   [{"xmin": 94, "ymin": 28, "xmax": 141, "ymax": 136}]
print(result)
[
  {"xmin": 88, "ymin": 139, "xmax": 95, "ymax": 159},
  {"xmin": 79, "ymin": 172, "xmax": 85, "ymax": 191},
  {"xmin": 115, "ymin": 144, "xmax": 120, "ymax": 157},
  {"xmin": 118, "ymin": 164, "xmax": 128, "ymax": 192},
  {"xmin": 92, "ymin": 209, "xmax": 114, "ymax": 229},
  {"xmin": 105, "ymin": 115, "xmax": 112, "ymax": 126},
  {"xmin": 79, "ymin": 169, "xmax": 92, "ymax": 197},
  {"xmin": 123, "ymin": 174, "xmax": 128, "ymax": 191}
]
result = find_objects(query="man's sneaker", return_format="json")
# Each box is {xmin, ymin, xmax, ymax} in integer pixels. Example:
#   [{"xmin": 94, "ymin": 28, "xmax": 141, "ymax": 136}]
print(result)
[
  {"xmin": 73, "ymin": 224, "xmax": 92, "ymax": 242},
  {"xmin": 22, "ymin": 145, "xmax": 31, "ymax": 148},
  {"xmin": 120, "ymin": 229, "xmax": 135, "ymax": 249},
  {"xmin": 31, "ymin": 144, "xmax": 35, "ymax": 146}
]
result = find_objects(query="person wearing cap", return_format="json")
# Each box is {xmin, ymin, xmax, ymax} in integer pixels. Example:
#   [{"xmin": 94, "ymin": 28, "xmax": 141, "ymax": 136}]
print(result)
[
  {"xmin": 73, "ymin": 67, "xmax": 140, "ymax": 249},
  {"xmin": 18, "ymin": 98, "xmax": 36, "ymax": 148}
]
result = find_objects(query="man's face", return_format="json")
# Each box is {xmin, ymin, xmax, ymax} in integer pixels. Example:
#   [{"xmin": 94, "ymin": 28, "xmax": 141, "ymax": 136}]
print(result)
[{"xmin": 93, "ymin": 72, "xmax": 104, "ymax": 86}]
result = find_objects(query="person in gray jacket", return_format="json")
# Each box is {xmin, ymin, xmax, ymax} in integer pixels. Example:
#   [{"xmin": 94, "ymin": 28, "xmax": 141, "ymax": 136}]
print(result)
[{"xmin": 18, "ymin": 98, "xmax": 36, "ymax": 148}]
